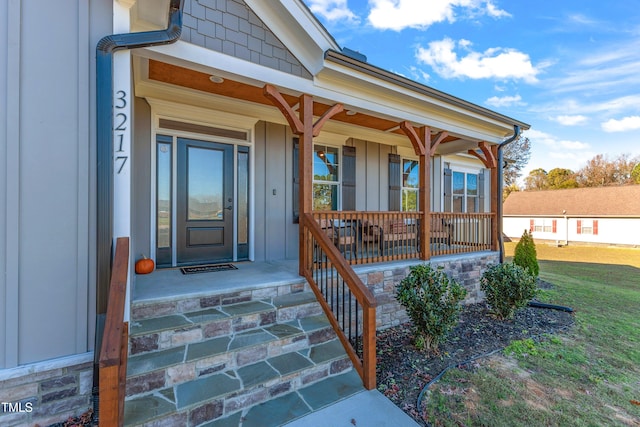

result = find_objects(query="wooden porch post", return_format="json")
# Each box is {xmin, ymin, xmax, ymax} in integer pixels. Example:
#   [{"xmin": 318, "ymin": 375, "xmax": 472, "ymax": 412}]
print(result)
[
  {"xmin": 468, "ymin": 142, "xmax": 499, "ymax": 250},
  {"xmin": 399, "ymin": 122, "xmax": 447, "ymax": 260},
  {"xmin": 263, "ymin": 85, "xmax": 343, "ymax": 274}
]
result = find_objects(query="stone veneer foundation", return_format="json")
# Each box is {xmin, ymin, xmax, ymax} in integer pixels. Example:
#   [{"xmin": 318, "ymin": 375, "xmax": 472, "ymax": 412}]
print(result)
[
  {"xmin": 0, "ymin": 353, "xmax": 94, "ymax": 427},
  {"xmin": 354, "ymin": 251, "xmax": 499, "ymax": 329}
]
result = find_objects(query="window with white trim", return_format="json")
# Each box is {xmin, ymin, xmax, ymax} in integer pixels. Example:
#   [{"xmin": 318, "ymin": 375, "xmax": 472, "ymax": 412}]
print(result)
[
  {"xmin": 401, "ymin": 158, "xmax": 419, "ymax": 211},
  {"xmin": 577, "ymin": 219, "xmax": 598, "ymax": 235},
  {"xmin": 313, "ymin": 144, "xmax": 340, "ymax": 211},
  {"xmin": 532, "ymin": 219, "xmax": 556, "ymax": 233},
  {"xmin": 451, "ymin": 171, "xmax": 480, "ymax": 213}
]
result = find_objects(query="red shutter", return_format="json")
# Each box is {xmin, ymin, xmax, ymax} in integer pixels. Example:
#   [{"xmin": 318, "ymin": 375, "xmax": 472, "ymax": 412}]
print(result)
[
  {"xmin": 552, "ymin": 219, "xmax": 557, "ymax": 233},
  {"xmin": 530, "ymin": 219, "xmax": 534, "ymax": 233},
  {"xmin": 593, "ymin": 220, "xmax": 598, "ymax": 235},
  {"xmin": 577, "ymin": 220, "xmax": 582, "ymax": 234}
]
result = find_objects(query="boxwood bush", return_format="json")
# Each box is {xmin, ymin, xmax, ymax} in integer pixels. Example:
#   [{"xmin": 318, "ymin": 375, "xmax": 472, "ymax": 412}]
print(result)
[
  {"xmin": 396, "ymin": 264, "xmax": 466, "ymax": 352},
  {"xmin": 481, "ymin": 262, "xmax": 537, "ymax": 320},
  {"xmin": 513, "ymin": 229, "xmax": 539, "ymax": 277}
]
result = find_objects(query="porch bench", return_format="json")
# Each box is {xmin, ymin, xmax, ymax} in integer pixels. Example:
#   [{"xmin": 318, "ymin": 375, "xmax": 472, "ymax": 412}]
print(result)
[
  {"xmin": 430, "ymin": 216, "xmax": 453, "ymax": 247},
  {"xmin": 361, "ymin": 219, "xmax": 418, "ymax": 253}
]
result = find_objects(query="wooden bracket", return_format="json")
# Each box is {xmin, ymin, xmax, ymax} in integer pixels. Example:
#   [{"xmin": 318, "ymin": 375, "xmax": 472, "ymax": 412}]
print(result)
[
  {"xmin": 263, "ymin": 84, "xmax": 343, "ymax": 136},
  {"xmin": 399, "ymin": 122, "xmax": 448, "ymax": 157},
  {"xmin": 468, "ymin": 141, "xmax": 497, "ymax": 168}
]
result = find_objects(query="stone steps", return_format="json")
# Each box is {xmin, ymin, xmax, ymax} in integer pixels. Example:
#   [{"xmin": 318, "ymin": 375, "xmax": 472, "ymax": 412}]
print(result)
[{"xmin": 124, "ymin": 289, "xmax": 363, "ymax": 426}]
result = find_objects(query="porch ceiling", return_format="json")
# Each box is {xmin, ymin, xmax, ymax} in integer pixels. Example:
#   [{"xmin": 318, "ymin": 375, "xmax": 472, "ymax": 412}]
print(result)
[{"xmin": 146, "ymin": 59, "xmax": 466, "ymax": 149}]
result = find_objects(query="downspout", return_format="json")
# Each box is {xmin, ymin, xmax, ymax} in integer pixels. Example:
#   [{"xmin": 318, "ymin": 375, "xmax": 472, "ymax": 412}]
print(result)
[
  {"xmin": 497, "ymin": 125, "xmax": 521, "ymax": 263},
  {"xmin": 93, "ymin": 0, "xmax": 183, "ymax": 418}
]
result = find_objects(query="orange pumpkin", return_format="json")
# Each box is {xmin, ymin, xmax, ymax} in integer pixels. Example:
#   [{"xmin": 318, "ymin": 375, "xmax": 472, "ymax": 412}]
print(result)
[{"xmin": 135, "ymin": 255, "xmax": 155, "ymax": 274}]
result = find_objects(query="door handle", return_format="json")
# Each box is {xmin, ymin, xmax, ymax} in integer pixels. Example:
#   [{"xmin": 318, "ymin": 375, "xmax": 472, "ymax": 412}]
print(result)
[{"xmin": 224, "ymin": 205, "xmax": 233, "ymax": 210}]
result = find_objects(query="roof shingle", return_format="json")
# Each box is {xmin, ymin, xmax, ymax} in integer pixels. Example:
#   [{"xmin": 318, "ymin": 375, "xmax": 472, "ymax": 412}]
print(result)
[{"xmin": 503, "ymin": 185, "xmax": 640, "ymax": 217}]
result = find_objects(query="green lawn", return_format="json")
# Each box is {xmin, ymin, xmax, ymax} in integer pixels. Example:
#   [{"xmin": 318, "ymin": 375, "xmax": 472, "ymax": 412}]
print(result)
[{"xmin": 423, "ymin": 243, "xmax": 640, "ymax": 426}]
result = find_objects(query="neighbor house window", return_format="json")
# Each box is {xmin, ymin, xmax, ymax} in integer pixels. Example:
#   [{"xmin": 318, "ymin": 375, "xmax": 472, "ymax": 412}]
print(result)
[
  {"xmin": 577, "ymin": 219, "xmax": 598, "ymax": 235},
  {"xmin": 532, "ymin": 219, "xmax": 557, "ymax": 233},
  {"xmin": 313, "ymin": 144, "xmax": 340, "ymax": 210},
  {"xmin": 402, "ymin": 159, "xmax": 419, "ymax": 211}
]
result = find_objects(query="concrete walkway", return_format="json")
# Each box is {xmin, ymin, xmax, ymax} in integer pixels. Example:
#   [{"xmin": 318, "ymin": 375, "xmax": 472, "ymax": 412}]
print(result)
[{"xmin": 283, "ymin": 389, "xmax": 421, "ymax": 427}]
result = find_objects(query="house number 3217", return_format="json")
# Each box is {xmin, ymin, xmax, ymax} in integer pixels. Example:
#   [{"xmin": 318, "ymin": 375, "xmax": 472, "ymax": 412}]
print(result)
[{"xmin": 114, "ymin": 90, "xmax": 128, "ymax": 174}]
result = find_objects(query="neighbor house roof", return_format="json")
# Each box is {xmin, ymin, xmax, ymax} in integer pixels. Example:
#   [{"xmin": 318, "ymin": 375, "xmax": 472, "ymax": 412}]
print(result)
[{"xmin": 503, "ymin": 185, "xmax": 640, "ymax": 217}]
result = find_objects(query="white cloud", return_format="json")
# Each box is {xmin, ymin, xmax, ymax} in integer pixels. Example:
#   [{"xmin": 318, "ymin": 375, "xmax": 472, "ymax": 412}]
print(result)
[
  {"xmin": 553, "ymin": 115, "xmax": 587, "ymax": 126},
  {"xmin": 485, "ymin": 95, "xmax": 525, "ymax": 107},
  {"xmin": 367, "ymin": 0, "xmax": 510, "ymax": 31},
  {"xmin": 601, "ymin": 116, "xmax": 640, "ymax": 132},
  {"xmin": 525, "ymin": 129, "xmax": 589, "ymax": 150},
  {"xmin": 486, "ymin": 0, "xmax": 511, "ymax": 18},
  {"xmin": 305, "ymin": 0, "xmax": 359, "ymax": 23},
  {"xmin": 416, "ymin": 38, "xmax": 540, "ymax": 82}
]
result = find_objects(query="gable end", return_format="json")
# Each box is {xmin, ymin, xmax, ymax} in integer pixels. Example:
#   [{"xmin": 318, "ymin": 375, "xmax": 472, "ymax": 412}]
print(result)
[{"xmin": 181, "ymin": 0, "xmax": 312, "ymax": 79}]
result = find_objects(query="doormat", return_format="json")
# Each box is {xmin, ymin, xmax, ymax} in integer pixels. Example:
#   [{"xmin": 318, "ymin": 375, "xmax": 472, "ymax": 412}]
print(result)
[{"xmin": 180, "ymin": 264, "xmax": 238, "ymax": 275}]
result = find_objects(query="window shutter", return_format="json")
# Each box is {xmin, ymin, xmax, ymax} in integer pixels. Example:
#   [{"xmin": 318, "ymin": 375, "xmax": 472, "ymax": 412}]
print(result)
[
  {"xmin": 593, "ymin": 220, "xmax": 598, "ymax": 235},
  {"xmin": 342, "ymin": 146, "xmax": 356, "ymax": 210},
  {"xmin": 292, "ymin": 138, "xmax": 299, "ymax": 223},
  {"xmin": 552, "ymin": 219, "xmax": 557, "ymax": 233},
  {"xmin": 388, "ymin": 154, "xmax": 401, "ymax": 211},
  {"xmin": 530, "ymin": 219, "xmax": 534, "ymax": 232},
  {"xmin": 443, "ymin": 168, "xmax": 452, "ymax": 212},
  {"xmin": 478, "ymin": 170, "xmax": 485, "ymax": 212},
  {"xmin": 577, "ymin": 220, "xmax": 582, "ymax": 234}
]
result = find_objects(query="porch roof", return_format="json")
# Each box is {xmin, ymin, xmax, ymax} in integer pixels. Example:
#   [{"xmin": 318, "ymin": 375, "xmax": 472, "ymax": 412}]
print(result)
[{"xmin": 131, "ymin": 0, "xmax": 529, "ymax": 151}]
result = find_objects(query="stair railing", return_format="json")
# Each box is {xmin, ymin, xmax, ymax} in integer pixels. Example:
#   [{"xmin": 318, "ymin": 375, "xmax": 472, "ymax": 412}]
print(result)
[
  {"xmin": 98, "ymin": 237, "xmax": 130, "ymax": 427},
  {"xmin": 301, "ymin": 213, "xmax": 377, "ymax": 389}
]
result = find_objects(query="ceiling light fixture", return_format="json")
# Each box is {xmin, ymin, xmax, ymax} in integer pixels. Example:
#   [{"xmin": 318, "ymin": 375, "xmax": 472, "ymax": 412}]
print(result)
[
  {"xmin": 346, "ymin": 110, "xmax": 357, "ymax": 116},
  {"xmin": 209, "ymin": 75, "xmax": 224, "ymax": 84}
]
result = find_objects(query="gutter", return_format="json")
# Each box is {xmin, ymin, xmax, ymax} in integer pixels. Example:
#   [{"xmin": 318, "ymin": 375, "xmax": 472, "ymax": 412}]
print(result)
[
  {"xmin": 324, "ymin": 49, "xmax": 530, "ymax": 132},
  {"xmin": 497, "ymin": 125, "xmax": 521, "ymax": 263},
  {"xmin": 94, "ymin": 0, "xmax": 184, "ymax": 419}
]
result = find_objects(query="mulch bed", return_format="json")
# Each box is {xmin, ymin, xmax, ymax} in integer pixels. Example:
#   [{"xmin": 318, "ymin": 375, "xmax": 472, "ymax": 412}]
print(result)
[{"xmin": 376, "ymin": 280, "xmax": 575, "ymax": 425}]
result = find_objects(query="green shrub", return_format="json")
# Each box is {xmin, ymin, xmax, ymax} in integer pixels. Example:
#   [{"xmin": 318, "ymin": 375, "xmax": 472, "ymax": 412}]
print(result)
[
  {"xmin": 481, "ymin": 262, "xmax": 537, "ymax": 320},
  {"xmin": 513, "ymin": 229, "xmax": 539, "ymax": 277},
  {"xmin": 396, "ymin": 264, "xmax": 467, "ymax": 352}
]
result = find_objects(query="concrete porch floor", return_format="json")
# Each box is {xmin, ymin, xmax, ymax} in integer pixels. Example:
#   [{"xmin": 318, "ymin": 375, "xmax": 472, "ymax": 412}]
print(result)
[{"xmin": 133, "ymin": 259, "xmax": 302, "ymax": 304}]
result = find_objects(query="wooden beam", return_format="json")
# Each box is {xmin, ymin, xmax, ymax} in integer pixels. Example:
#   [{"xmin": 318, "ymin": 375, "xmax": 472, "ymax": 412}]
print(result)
[
  {"xmin": 399, "ymin": 121, "xmax": 425, "ymax": 156},
  {"xmin": 263, "ymin": 84, "xmax": 304, "ymax": 134},
  {"xmin": 467, "ymin": 141, "xmax": 497, "ymax": 169},
  {"xmin": 312, "ymin": 103, "xmax": 344, "ymax": 136},
  {"xmin": 430, "ymin": 131, "xmax": 448, "ymax": 156},
  {"xmin": 263, "ymin": 85, "xmax": 343, "ymax": 275}
]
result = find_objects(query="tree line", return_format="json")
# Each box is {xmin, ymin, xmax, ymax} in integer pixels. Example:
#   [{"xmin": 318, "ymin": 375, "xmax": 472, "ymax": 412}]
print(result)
[{"xmin": 500, "ymin": 136, "xmax": 640, "ymax": 199}]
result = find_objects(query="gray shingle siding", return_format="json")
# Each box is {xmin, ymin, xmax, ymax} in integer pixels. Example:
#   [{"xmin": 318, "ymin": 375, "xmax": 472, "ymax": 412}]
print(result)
[{"xmin": 182, "ymin": 0, "xmax": 312, "ymax": 79}]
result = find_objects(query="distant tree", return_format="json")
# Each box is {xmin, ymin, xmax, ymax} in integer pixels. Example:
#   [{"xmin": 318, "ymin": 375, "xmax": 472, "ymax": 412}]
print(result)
[
  {"xmin": 503, "ymin": 183, "xmax": 520, "ymax": 201},
  {"xmin": 575, "ymin": 154, "xmax": 639, "ymax": 187},
  {"xmin": 524, "ymin": 168, "xmax": 548, "ymax": 190},
  {"xmin": 632, "ymin": 163, "xmax": 640, "ymax": 184},
  {"xmin": 547, "ymin": 168, "xmax": 578, "ymax": 189},
  {"xmin": 502, "ymin": 135, "xmax": 531, "ymax": 186}
]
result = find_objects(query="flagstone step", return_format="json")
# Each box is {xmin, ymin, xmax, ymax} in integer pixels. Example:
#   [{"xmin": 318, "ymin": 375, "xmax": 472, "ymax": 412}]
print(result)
[
  {"xmin": 125, "ymin": 313, "xmax": 338, "ymax": 399},
  {"xmin": 129, "ymin": 293, "xmax": 323, "ymax": 357},
  {"xmin": 124, "ymin": 366, "xmax": 364, "ymax": 427},
  {"xmin": 124, "ymin": 286, "xmax": 360, "ymax": 426}
]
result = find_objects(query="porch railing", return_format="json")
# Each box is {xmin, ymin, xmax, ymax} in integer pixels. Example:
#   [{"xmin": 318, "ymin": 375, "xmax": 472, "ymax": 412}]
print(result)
[
  {"xmin": 311, "ymin": 211, "xmax": 495, "ymax": 263},
  {"xmin": 98, "ymin": 237, "xmax": 129, "ymax": 427},
  {"xmin": 431, "ymin": 212, "xmax": 494, "ymax": 256},
  {"xmin": 301, "ymin": 213, "xmax": 377, "ymax": 390}
]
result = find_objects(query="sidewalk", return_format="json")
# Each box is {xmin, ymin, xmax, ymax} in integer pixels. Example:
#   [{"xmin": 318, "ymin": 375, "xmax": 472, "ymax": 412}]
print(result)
[{"xmin": 283, "ymin": 389, "xmax": 421, "ymax": 427}]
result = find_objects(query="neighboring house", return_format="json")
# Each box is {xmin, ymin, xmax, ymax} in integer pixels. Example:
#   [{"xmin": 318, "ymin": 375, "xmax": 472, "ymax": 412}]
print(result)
[
  {"xmin": 0, "ymin": 0, "xmax": 529, "ymax": 426},
  {"xmin": 503, "ymin": 186, "xmax": 640, "ymax": 246}
]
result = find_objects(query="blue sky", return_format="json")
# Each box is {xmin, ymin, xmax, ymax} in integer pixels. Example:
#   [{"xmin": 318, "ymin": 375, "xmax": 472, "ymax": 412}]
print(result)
[{"xmin": 303, "ymin": 0, "xmax": 640, "ymax": 181}]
